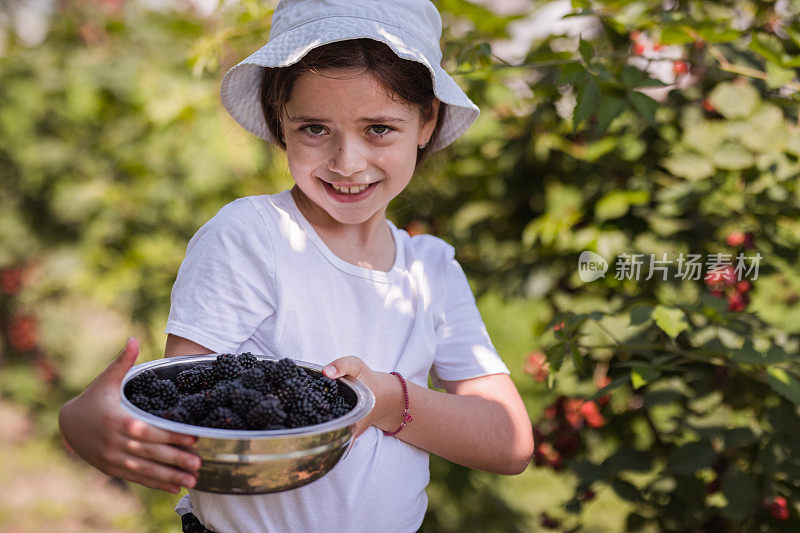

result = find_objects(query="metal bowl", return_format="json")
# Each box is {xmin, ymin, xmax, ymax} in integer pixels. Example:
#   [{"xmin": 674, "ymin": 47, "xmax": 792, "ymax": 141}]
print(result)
[{"xmin": 119, "ymin": 354, "xmax": 375, "ymax": 494}]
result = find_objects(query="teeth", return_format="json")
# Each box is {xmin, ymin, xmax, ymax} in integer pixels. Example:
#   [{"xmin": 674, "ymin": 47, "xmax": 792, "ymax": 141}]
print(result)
[{"xmin": 331, "ymin": 183, "xmax": 369, "ymax": 194}]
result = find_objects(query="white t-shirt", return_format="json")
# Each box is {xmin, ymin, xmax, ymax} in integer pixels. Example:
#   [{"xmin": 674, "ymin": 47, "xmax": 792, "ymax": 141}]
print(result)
[{"xmin": 165, "ymin": 190, "xmax": 510, "ymax": 533}]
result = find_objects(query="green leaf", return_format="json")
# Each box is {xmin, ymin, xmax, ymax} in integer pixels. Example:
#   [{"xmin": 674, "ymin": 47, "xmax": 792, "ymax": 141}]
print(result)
[
  {"xmin": 574, "ymin": 80, "xmax": 600, "ymax": 129},
  {"xmin": 594, "ymin": 190, "xmax": 648, "ymax": 222},
  {"xmin": 666, "ymin": 440, "xmax": 717, "ymax": 476},
  {"xmin": 712, "ymin": 143, "xmax": 754, "ymax": 170},
  {"xmin": 721, "ymin": 468, "xmax": 758, "ymax": 521},
  {"xmin": 729, "ymin": 342, "xmax": 794, "ymax": 365},
  {"xmin": 630, "ymin": 305, "xmax": 653, "ymax": 326},
  {"xmin": 579, "ymin": 38, "xmax": 594, "ymax": 64},
  {"xmin": 661, "ymin": 151, "xmax": 715, "ymax": 181},
  {"xmin": 546, "ymin": 343, "xmax": 567, "ymax": 373},
  {"xmin": 709, "ymin": 82, "xmax": 760, "ymax": 119},
  {"xmin": 602, "ymin": 446, "xmax": 654, "ymax": 475},
  {"xmin": 631, "ymin": 365, "xmax": 660, "ymax": 389},
  {"xmin": 595, "ymin": 96, "xmax": 628, "ymax": 135},
  {"xmin": 749, "ymin": 33, "xmax": 786, "ymax": 66},
  {"xmin": 652, "ymin": 305, "xmax": 688, "ymax": 339},
  {"xmin": 659, "ymin": 26, "xmax": 694, "ymax": 45},
  {"xmin": 570, "ymin": 459, "xmax": 605, "ymax": 484},
  {"xmin": 611, "ymin": 478, "xmax": 645, "ymax": 503},
  {"xmin": 627, "ymin": 91, "xmax": 658, "ymax": 126},
  {"xmin": 765, "ymin": 62, "xmax": 795, "ymax": 89},
  {"xmin": 766, "ymin": 367, "xmax": 800, "ymax": 406},
  {"xmin": 724, "ymin": 428, "xmax": 757, "ymax": 449}
]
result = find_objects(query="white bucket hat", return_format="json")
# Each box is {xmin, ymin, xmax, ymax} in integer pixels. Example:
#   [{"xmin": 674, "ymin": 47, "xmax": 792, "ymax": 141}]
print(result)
[{"xmin": 220, "ymin": 0, "xmax": 480, "ymax": 153}]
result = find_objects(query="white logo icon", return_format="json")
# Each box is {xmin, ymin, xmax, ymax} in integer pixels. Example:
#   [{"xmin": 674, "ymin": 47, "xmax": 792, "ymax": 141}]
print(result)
[{"xmin": 578, "ymin": 251, "xmax": 608, "ymax": 282}]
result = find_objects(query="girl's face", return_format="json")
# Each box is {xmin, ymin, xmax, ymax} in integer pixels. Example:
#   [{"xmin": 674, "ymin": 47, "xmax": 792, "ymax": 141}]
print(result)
[{"xmin": 281, "ymin": 68, "xmax": 439, "ymax": 228}]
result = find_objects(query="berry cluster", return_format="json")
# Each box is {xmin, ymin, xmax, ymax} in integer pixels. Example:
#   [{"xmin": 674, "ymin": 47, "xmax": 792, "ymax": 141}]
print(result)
[
  {"xmin": 533, "ymin": 394, "xmax": 607, "ymax": 471},
  {"xmin": 125, "ymin": 354, "xmax": 355, "ymax": 431},
  {"xmin": 705, "ymin": 231, "xmax": 756, "ymax": 312}
]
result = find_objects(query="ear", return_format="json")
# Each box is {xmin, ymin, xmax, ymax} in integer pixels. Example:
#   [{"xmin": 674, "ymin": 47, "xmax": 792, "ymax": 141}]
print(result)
[{"xmin": 418, "ymin": 98, "xmax": 441, "ymax": 146}]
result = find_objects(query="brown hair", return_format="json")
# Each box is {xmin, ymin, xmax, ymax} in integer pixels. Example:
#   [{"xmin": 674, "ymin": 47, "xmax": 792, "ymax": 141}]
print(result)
[{"xmin": 259, "ymin": 38, "xmax": 445, "ymax": 166}]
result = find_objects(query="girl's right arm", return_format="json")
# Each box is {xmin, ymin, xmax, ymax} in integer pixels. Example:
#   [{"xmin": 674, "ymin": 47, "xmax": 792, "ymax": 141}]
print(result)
[{"xmin": 58, "ymin": 337, "xmax": 204, "ymax": 494}]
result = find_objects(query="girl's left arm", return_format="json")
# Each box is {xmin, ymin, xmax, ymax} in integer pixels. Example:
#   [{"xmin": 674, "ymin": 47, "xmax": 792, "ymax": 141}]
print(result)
[{"xmin": 323, "ymin": 358, "xmax": 534, "ymax": 475}]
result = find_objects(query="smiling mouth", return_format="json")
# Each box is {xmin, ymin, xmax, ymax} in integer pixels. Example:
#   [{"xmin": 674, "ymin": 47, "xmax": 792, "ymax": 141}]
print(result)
[{"xmin": 322, "ymin": 180, "xmax": 377, "ymax": 195}]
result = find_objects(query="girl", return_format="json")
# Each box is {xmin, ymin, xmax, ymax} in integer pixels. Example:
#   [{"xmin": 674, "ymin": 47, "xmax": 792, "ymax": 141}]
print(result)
[{"xmin": 59, "ymin": 1, "xmax": 534, "ymax": 531}]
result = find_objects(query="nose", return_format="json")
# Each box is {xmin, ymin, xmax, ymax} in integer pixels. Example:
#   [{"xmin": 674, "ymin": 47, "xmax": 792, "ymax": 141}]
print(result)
[{"xmin": 327, "ymin": 136, "xmax": 368, "ymax": 177}]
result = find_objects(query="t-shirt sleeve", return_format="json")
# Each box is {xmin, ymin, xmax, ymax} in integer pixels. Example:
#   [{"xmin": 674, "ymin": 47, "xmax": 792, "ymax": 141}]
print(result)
[
  {"xmin": 165, "ymin": 198, "xmax": 276, "ymax": 354},
  {"xmin": 430, "ymin": 247, "xmax": 510, "ymax": 385}
]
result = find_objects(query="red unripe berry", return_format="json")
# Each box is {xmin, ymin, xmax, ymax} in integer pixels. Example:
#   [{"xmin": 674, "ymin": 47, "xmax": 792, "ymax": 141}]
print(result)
[
  {"xmin": 0, "ymin": 267, "xmax": 23, "ymax": 295},
  {"xmin": 540, "ymin": 512, "xmax": 561, "ymax": 530},
  {"xmin": 673, "ymin": 61, "xmax": 689, "ymax": 74},
  {"xmin": 524, "ymin": 351, "xmax": 549, "ymax": 382},
  {"xmin": 769, "ymin": 497, "xmax": 789, "ymax": 521},
  {"xmin": 579, "ymin": 401, "xmax": 606, "ymax": 428},
  {"xmin": 728, "ymin": 291, "xmax": 747, "ymax": 312},
  {"xmin": 705, "ymin": 266, "xmax": 736, "ymax": 287},
  {"xmin": 735, "ymin": 280, "xmax": 751, "ymax": 293},
  {"xmin": 702, "ymin": 98, "xmax": 716, "ymax": 112},
  {"xmin": 726, "ymin": 231, "xmax": 746, "ymax": 247},
  {"xmin": 8, "ymin": 314, "xmax": 37, "ymax": 351},
  {"xmin": 553, "ymin": 321, "xmax": 565, "ymax": 331}
]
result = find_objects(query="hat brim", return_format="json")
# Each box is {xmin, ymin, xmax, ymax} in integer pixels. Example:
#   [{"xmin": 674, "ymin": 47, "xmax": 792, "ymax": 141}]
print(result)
[{"xmin": 220, "ymin": 17, "xmax": 479, "ymax": 153}]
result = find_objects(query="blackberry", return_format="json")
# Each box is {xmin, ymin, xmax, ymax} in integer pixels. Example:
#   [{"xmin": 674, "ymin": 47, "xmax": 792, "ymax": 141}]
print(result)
[
  {"xmin": 203, "ymin": 407, "xmax": 242, "ymax": 429},
  {"xmin": 271, "ymin": 358, "xmax": 303, "ymax": 384},
  {"xmin": 241, "ymin": 365, "xmax": 272, "ymax": 395},
  {"xmin": 178, "ymin": 393, "xmax": 208, "ymax": 423},
  {"xmin": 213, "ymin": 353, "xmax": 242, "ymax": 382},
  {"xmin": 229, "ymin": 387, "xmax": 264, "ymax": 417},
  {"xmin": 238, "ymin": 352, "xmax": 258, "ymax": 370},
  {"xmin": 274, "ymin": 375, "xmax": 311, "ymax": 403},
  {"xmin": 315, "ymin": 374, "xmax": 340, "ymax": 396},
  {"xmin": 175, "ymin": 368, "xmax": 205, "ymax": 394},
  {"xmin": 160, "ymin": 405, "xmax": 191, "ymax": 424},
  {"xmin": 151, "ymin": 379, "xmax": 180, "ymax": 407},
  {"xmin": 127, "ymin": 369, "xmax": 158, "ymax": 396},
  {"xmin": 129, "ymin": 393, "xmax": 158, "ymax": 412},
  {"xmin": 245, "ymin": 395, "xmax": 287, "ymax": 430},
  {"xmin": 203, "ymin": 380, "xmax": 237, "ymax": 410},
  {"xmin": 285, "ymin": 396, "xmax": 326, "ymax": 427}
]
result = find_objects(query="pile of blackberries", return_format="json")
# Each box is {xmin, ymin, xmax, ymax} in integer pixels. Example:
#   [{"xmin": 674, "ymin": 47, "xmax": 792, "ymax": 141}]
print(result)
[{"xmin": 124, "ymin": 354, "xmax": 355, "ymax": 430}]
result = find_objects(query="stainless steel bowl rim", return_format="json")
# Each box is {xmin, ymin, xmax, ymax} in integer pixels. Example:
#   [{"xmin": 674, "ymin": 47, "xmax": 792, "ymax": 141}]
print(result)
[{"xmin": 119, "ymin": 354, "xmax": 375, "ymax": 439}]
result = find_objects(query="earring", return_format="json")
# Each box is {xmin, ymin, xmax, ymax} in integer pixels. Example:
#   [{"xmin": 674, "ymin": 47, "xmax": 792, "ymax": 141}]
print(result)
[{"xmin": 417, "ymin": 139, "xmax": 429, "ymax": 150}]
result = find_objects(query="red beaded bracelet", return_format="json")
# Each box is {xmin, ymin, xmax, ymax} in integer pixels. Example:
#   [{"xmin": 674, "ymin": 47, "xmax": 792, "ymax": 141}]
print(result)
[{"xmin": 383, "ymin": 371, "xmax": 413, "ymax": 437}]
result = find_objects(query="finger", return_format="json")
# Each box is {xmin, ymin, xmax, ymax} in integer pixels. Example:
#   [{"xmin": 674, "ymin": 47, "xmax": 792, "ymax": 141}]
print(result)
[
  {"xmin": 101, "ymin": 337, "xmax": 141, "ymax": 384},
  {"xmin": 106, "ymin": 461, "xmax": 193, "ymax": 494},
  {"xmin": 322, "ymin": 356, "xmax": 364, "ymax": 380},
  {"xmin": 112, "ymin": 452, "xmax": 198, "ymax": 490},
  {"xmin": 122, "ymin": 417, "xmax": 197, "ymax": 448},
  {"xmin": 123, "ymin": 438, "xmax": 202, "ymax": 473}
]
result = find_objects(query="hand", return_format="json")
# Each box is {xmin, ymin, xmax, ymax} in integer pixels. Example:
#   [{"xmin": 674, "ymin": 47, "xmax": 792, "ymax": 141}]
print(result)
[
  {"xmin": 322, "ymin": 356, "xmax": 405, "ymax": 439},
  {"xmin": 58, "ymin": 337, "xmax": 202, "ymax": 494}
]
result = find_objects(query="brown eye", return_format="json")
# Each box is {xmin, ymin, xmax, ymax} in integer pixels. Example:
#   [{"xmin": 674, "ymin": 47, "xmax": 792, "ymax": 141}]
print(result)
[
  {"xmin": 369, "ymin": 125, "xmax": 392, "ymax": 137},
  {"xmin": 304, "ymin": 124, "xmax": 325, "ymax": 135}
]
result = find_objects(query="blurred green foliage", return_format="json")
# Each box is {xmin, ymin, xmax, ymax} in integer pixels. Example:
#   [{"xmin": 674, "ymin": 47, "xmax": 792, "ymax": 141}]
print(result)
[{"xmin": 2, "ymin": 0, "xmax": 800, "ymax": 531}]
